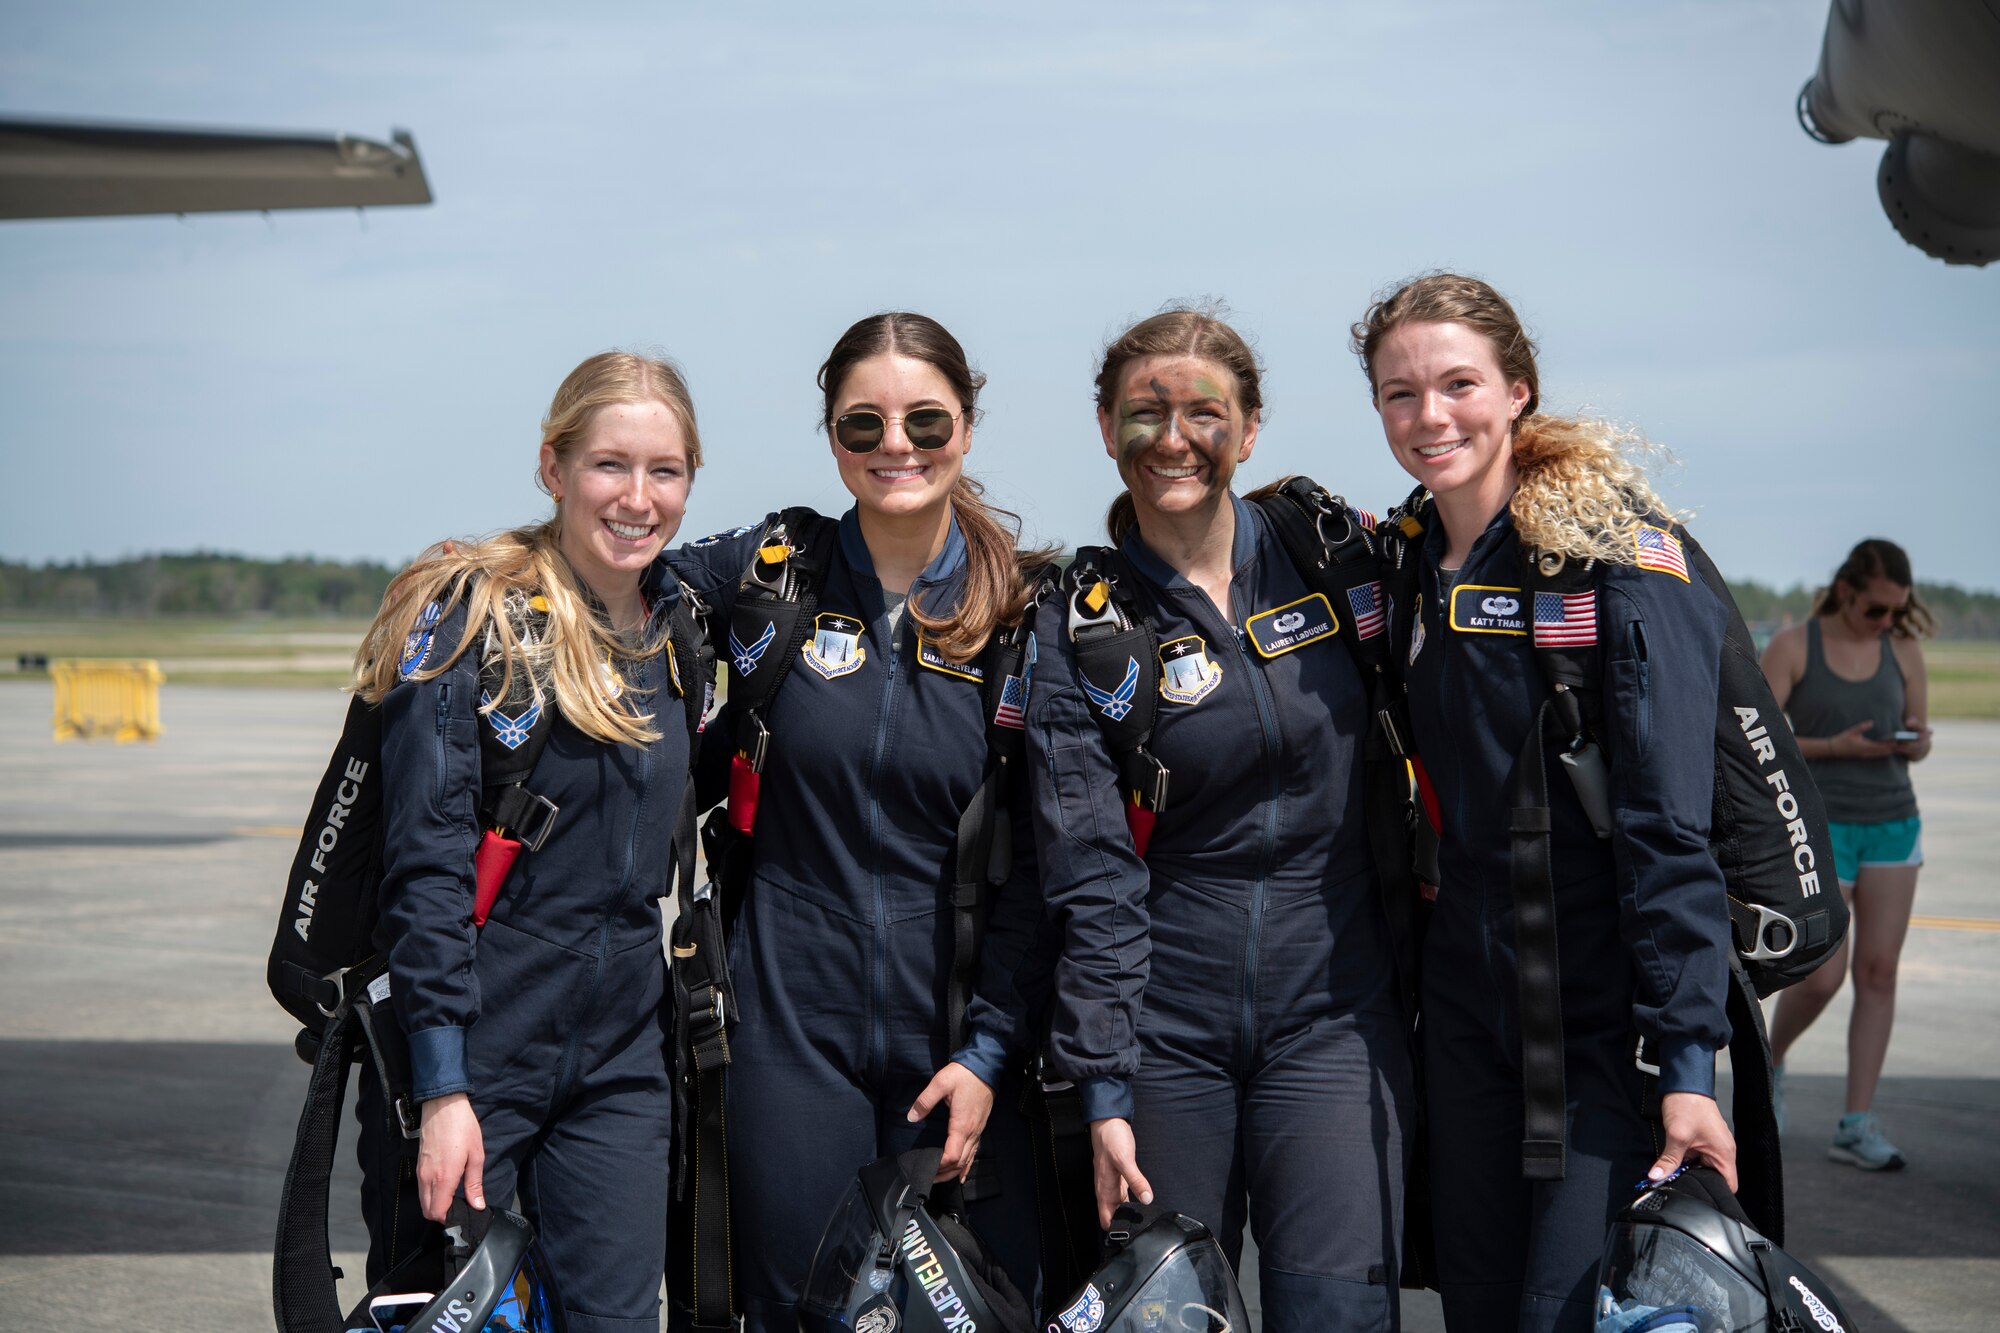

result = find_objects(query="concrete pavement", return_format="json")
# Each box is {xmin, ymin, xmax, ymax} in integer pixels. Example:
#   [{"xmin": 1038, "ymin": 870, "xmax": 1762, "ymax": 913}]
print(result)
[{"xmin": 1, "ymin": 683, "xmax": 1995, "ymax": 1330}]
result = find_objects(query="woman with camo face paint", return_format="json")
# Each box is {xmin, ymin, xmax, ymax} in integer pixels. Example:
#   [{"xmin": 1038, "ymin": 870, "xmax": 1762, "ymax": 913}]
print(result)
[{"xmin": 1026, "ymin": 307, "xmax": 1413, "ymax": 1331}]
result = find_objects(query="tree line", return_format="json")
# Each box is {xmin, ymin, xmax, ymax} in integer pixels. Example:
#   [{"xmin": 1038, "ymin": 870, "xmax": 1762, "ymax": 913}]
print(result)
[
  {"xmin": 0, "ymin": 552, "xmax": 396, "ymax": 618},
  {"xmin": 2, "ymin": 552, "xmax": 1997, "ymax": 637}
]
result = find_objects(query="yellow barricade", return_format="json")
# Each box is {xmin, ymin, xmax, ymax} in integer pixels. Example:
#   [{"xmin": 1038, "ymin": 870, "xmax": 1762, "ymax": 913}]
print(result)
[{"xmin": 51, "ymin": 659, "xmax": 165, "ymax": 742}]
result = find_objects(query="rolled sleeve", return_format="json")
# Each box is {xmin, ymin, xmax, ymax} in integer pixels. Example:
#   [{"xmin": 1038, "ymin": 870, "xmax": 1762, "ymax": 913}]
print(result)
[{"xmin": 407, "ymin": 1024, "xmax": 473, "ymax": 1102}]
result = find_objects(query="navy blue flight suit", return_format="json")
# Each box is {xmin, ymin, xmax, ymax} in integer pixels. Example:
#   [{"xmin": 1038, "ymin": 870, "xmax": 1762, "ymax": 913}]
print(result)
[
  {"xmin": 1028, "ymin": 492, "xmax": 1412, "ymax": 1332},
  {"xmin": 377, "ymin": 566, "xmax": 692, "ymax": 1333},
  {"xmin": 668, "ymin": 510, "xmax": 1045, "ymax": 1333},
  {"xmin": 1397, "ymin": 509, "xmax": 1733, "ymax": 1332}
]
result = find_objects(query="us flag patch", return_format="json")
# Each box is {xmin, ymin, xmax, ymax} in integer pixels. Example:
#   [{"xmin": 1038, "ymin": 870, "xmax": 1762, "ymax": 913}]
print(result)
[
  {"xmin": 1346, "ymin": 581, "xmax": 1387, "ymax": 639},
  {"xmin": 1634, "ymin": 525, "xmax": 1690, "ymax": 582},
  {"xmin": 993, "ymin": 672, "xmax": 1028, "ymax": 729},
  {"xmin": 1533, "ymin": 590, "xmax": 1597, "ymax": 647}
]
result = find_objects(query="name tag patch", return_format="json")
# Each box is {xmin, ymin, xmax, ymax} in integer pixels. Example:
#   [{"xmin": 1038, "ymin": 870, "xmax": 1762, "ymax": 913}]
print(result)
[
  {"xmin": 1450, "ymin": 584, "xmax": 1529, "ymax": 635},
  {"xmin": 918, "ymin": 634, "xmax": 984, "ymax": 682},
  {"xmin": 1245, "ymin": 593, "xmax": 1339, "ymax": 659}
]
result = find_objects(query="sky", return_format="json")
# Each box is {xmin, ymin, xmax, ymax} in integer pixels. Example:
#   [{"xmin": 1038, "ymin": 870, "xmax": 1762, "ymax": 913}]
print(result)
[{"xmin": 2, "ymin": 1, "xmax": 1995, "ymax": 591}]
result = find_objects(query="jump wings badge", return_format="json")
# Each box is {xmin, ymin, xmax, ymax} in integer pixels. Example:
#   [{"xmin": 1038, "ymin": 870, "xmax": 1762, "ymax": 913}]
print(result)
[
  {"xmin": 802, "ymin": 611, "xmax": 866, "ymax": 680},
  {"xmin": 1158, "ymin": 635, "xmax": 1222, "ymax": 706}
]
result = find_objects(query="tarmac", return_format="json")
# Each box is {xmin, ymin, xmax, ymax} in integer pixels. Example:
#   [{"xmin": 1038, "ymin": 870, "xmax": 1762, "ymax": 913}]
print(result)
[{"xmin": 1, "ymin": 682, "xmax": 1995, "ymax": 1332}]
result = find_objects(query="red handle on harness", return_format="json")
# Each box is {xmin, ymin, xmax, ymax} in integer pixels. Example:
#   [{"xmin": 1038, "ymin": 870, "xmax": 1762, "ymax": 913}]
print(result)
[
  {"xmin": 728, "ymin": 753, "xmax": 762, "ymax": 836},
  {"xmin": 472, "ymin": 829, "xmax": 522, "ymax": 926},
  {"xmin": 1124, "ymin": 794, "xmax": 1156, "ymax": 860}
]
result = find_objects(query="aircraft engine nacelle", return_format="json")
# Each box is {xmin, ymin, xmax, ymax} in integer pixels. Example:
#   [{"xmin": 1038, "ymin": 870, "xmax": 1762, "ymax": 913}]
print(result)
[{"xmin": 1799, "ymin": 0, "xmax": 2000, "ymax": 266}]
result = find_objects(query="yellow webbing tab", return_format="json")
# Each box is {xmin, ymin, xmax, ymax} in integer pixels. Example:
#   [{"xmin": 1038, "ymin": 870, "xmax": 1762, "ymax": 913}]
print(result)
[{"xmin": 1085, "ymin": 580, "xmax": 1110, "ymax": 614}]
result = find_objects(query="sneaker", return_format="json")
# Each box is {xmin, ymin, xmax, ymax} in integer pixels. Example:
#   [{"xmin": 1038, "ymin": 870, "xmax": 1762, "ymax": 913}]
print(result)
[
  {"xmin": 1772, "ymin": 1062, "xmax": 1786, "ymax": 1135},
  {"xmin": 1829, "ymin": 1112, "xmax": 1906, "ymax": 1170}
]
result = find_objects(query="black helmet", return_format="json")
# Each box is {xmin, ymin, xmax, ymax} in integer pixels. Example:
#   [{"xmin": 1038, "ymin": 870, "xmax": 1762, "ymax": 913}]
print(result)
[
  {"xmin": 799, "ymin": 1147, "xmax": 1036, "ymax": 1333},
  {"xmin": 1044, "ymin": 1203, "xmax": 1249, "ymax": 1333},
  {"xmin": 1596, "ymin": 1165, "xmax": 1854, "ymax": 1333},
  {"xmin": 345, "ymin": 1201, "xmax": 565, "ymax": 1332}
]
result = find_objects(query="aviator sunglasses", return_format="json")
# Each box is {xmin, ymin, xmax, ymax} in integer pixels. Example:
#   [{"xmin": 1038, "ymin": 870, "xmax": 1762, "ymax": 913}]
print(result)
[{"xmin": 833, "ymin": 407, "xmax": 959, "ymax": 453}]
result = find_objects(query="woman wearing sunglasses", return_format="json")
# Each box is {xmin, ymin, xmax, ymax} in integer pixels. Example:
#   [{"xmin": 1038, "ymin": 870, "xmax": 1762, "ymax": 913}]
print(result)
[
  {"xmin": 1025, "ymin": 307, "xmax": 1413, "ymax": 1332},
  {"xmin": 1760, "ymin": 539, "xmax": 1933, "ymax": 1170},
  {"xmin": 666, "ymin": 312, "xmax": 1051, "ymax": 1331}
]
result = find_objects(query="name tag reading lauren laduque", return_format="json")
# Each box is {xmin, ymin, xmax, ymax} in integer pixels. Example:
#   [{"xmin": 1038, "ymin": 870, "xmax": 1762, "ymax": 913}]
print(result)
[
  {"xmin": 1245, "ymin": 593, "xmax": 1338, "ymax": 658},
  {"xmin": 1449, "ymin": 584, "xmax": 1529, "ymax": 635}
]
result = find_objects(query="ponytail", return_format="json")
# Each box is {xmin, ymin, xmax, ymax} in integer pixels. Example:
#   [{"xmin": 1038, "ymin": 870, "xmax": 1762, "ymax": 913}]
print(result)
[{"xmin": 908, "ymin": 476, "xmax": 1059, "ymax": 661}]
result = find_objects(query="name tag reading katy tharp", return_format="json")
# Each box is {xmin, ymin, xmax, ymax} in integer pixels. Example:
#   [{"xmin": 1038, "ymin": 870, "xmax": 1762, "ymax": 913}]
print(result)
[
  {"xmin": 1245, "ymin": 593, "xmax": 1338, "ymax": 658},
  {"xmin": 1449, "ymin": 584, "xmax": 1530, "ymax": 635}
]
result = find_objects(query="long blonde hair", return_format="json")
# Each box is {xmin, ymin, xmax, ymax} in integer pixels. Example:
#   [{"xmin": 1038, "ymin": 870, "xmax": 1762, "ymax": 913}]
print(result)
[
  {"xmin": 816, "ymin": 313, "xmax": 1054, "ymax": 661},
  {"xmin": 353, "ymin": 352, "xmax": 703, "ymax": 747},
  {"xmin": 1351, "ymin": 273, "xmax": 1677, "ymax": 563}
]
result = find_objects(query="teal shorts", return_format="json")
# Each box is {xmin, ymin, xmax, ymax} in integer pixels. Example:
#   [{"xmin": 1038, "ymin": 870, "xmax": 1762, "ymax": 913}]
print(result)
[{"xmin": 1828, "ymin": 816, "xmax": 1924, "ymax": 886}]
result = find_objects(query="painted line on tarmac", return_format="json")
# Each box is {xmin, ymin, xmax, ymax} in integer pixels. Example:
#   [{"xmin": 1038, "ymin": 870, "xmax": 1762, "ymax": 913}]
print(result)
[
  {"xmin": 234, "ymin": 825, "xmax": 302, "ymax": 838},
  {"xmin": 1909, "ymin": 914, "xmax": 2000, "ymax": 933}
]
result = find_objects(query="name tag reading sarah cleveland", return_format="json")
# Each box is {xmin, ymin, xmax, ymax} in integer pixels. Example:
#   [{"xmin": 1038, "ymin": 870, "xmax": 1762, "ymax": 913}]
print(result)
[{"xmin": 1245, "ymin": 594, "xmax": 1339, "ymax": 658}]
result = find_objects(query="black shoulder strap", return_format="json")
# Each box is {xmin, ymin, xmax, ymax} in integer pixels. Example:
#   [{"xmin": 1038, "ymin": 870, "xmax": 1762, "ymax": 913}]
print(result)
[
  {"xmin": 942, "ymin": 588, "xmax": 1045, "ymax": 1051},
  {"xmin": 273, "ymin": 957, "xmax": 416, "ymax": 1333},
  {"xmin": 475, "ymin": 604, "xmax": 562, "ymax": 851},
  {"xmin": 1062, "ymin": 547, "xmax": 1168, "ymax": 851},
  {"xmin": 723, "ymin": 508, "xmax": 840, "ymax": 815},
  {"xmin": 1252, "ymin": 478, "xmax": 1428, "ymax": 1020}
]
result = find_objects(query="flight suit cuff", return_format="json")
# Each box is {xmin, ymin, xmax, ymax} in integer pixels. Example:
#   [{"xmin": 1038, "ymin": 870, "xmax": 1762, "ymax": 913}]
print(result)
[
  {"xmin": 1657, "ymin": 1039, "xmax": 1715, "ymax": 1098},
  {"xmin": 949, "ymin": 1030, "xmax": 1008, "ymax": 1089},
  {"xmin": 1080, "ymin": 1075, "xmax": 1133, "ymax": 1124},
  {"xmin": 408, "ymin": 1025, "xmax": 471, "ymax": 1102}
]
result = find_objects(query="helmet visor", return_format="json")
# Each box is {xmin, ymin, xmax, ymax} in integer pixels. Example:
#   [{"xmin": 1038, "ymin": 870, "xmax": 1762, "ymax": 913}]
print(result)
[
  {"xmin": 800, "ymin": 1179, "xmax": 885, "ymax": 1323},
  {"xmin": 1106, "ymin": 1239, "xmax": 1249, "ymax": 1333},
  {"xmin": 484, "ymin": 1238, "xmax": 562, "ymax": 1331},
  {"xmin": 1597, "ymin": 1223, "xmax": 1768, "ymax": 1333}
]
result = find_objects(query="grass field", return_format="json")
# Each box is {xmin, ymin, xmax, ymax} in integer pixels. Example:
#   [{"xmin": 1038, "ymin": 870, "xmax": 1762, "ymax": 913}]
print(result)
[
  {"xmin": 5, "ymin": 617, "xmax": 1996, "ymax": 717},
  {"xmin": 0, "ymin": 617, "xmax": 367, "ymax": 688}
]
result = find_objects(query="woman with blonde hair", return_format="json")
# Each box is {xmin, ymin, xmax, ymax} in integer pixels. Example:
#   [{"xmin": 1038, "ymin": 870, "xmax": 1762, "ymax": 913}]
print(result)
[
  {"xmin": 360, "ymin": 351, "xmax": 706, "ymax": 1332},
  {"xmin": 1761, "ymin": 538, "xmax": 1933, "ymax": 1169},
  {"xmin": 1355, "ymin": 274, "xmax": 1737, "ymax": 1332}
]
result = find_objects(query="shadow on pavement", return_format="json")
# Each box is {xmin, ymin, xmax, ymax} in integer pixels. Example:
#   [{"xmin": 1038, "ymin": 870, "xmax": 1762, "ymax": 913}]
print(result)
[{"xmin": 0, "ymin": 1038, "xmax": 366, "ymax": 1256}]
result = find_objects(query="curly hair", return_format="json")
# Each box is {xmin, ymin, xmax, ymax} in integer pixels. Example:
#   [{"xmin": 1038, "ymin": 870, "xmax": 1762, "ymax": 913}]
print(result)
[{"xmin": 1351, "ymin": 272, "xmax": 1679, "ymax": 563}]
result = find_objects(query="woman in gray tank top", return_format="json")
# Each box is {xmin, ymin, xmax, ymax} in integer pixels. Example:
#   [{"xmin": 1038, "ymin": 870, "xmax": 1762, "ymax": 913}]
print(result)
[{"xmin": 1759, "ymin": 539, "xmax": 1934, "ymax": 1171}]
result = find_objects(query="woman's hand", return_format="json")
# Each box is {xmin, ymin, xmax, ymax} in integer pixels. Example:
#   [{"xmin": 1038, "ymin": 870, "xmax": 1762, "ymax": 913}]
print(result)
[
  {"xmin": 1651, "ymin": 1091, "xmax": 1738, "ymax": 1193},
  {"xmin": 1089, "ymin": 1117, "xmax": 1155, "ymax": 1229},
  {"xmin": 418, "ymin": 1093, "xmax": 486, "ymax": 1221},
  {"xmin": 1823, "ymin": 720, "xmax": 1897, "ymax": 760},
  {"xmin": 907, "ymin": 1062, "xmax": 994, "ymax": 1183},
  {"xmin": 1896, "ymin": 717, "xmax": 1933, "ymax": 762}
]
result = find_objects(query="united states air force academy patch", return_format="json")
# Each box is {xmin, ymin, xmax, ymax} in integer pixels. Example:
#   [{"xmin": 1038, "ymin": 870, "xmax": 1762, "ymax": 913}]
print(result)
[
  {"xmin": 1158, "ymin": 635, "xmax": 1222, "ymax": 705},
  {"xmin": 802, "ymin": 611, "xmax": 867, "ymax": 680}
]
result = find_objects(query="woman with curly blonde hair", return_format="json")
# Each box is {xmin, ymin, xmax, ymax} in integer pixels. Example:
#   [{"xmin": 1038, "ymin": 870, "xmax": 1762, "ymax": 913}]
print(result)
[
  {"xmin": 359, "ymin": 351, "xmax": 706, "ymax": 1333},
  {"xmin": 1354, "ymin": 274, "xmax": 1738, "ymax": 1332}
]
